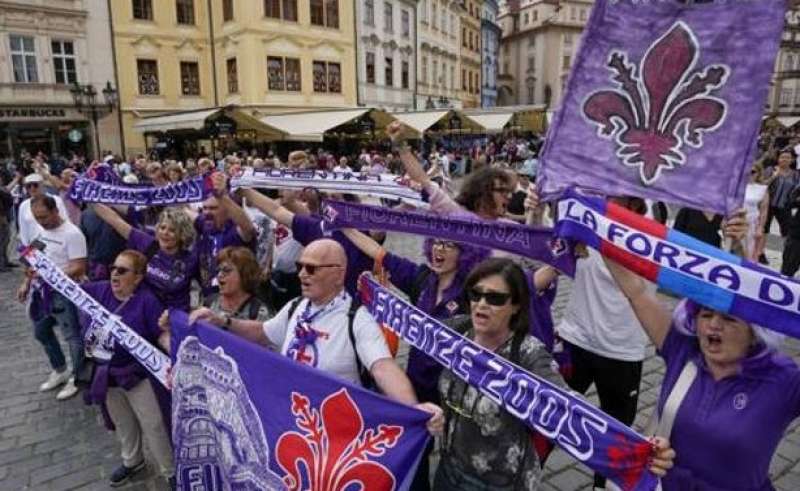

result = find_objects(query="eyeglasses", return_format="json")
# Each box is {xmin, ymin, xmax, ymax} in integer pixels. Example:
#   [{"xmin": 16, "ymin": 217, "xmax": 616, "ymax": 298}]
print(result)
[
  {"xmin": 24, "ymin": 183, "xmax": 39, "ymax": 189},
  {"xmin": 467, "ymin": 288, "xmax": 512, "ymax": 306},
  {"xmin": 432, "ymin": 240, "xmax": 458, "ymax": 250},
  {"xmin": 110, "ymin": 265, "xmax": 133, "ymax": 276},
  {"xmin": 217, "ymin": 265, "xmax": 236, "ymax": 276},
  {"xmin": 295, "ymin": 262, "xmax": 341, "ymax": 275}
]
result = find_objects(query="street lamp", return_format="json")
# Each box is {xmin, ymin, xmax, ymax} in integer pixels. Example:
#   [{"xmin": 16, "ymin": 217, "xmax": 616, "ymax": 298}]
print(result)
[{"xmin": 70, "ymin": 81, "xmax": 118, "ymax": 160}]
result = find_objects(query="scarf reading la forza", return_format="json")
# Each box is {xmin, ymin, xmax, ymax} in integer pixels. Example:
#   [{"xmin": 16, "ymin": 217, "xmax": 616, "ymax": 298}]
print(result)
[
  {"xmin": 168, "ymin": 310, "xmax": 430, "ymax": 491},
  {"xmin": 69, "ymin": 174, "xmax": 214, "ymax": 206},
  {"xmin": 321, "ymin": 199, "xmax": 576, "ymax": 277},
  {"xmin": 20, "ymin": 246, "xmax": 170, "ymax": 387},
  {"xmin": 555, "ymin": 190, "xmax": 800, "ymax": 339},
  {"xmin": 537, "ymin": 0, "xmax": 785, "ymax": 215},
  {"xmin": 358, "ymin": 274, "xmax": 658, "ymax": 491}
]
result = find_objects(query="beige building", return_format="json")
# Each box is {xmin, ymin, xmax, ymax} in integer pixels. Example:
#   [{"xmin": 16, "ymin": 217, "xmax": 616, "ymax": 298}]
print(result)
[
  {"xmin": 112, "ymin": 0, "xmax": 358, "ymax": 155},
  {"xmin": 497, "ymin": 0, "xmax": 592, "ymax": 109},
  {"xmin": 767, "ymin": 8, "xmax": 800, "ymax": 125},
  {"xmin": 0, "ymin": 0, "xmax": 122, "ymax": 159},
  {"xmin": 459, "ymin": 0, "xmax": 482, "ymax": 108},
  {"xmin": 416, "ymin": 0, "xmax": 464, "ymax": 109}
]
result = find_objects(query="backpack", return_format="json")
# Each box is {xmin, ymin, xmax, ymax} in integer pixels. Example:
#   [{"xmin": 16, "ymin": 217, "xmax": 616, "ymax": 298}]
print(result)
[
  {"xmin": 286, "ymin": 297, "xmax": 376, "ymax": 390},
  {"xmin": 203, "ymin": 293, "xmax": 266, "ymax": 321}
]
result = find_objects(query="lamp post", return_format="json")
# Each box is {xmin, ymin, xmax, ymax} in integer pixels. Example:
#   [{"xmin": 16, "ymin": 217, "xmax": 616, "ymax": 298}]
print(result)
[{"xmin": 70, "ymin": 81, "xmax": 118, "ymax": 160}]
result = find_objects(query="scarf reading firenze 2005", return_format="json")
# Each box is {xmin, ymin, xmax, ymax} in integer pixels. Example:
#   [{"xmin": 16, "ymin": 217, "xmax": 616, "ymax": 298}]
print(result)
[
  {"xmin": 358, "ymin": 274, "xmax": 658, "ymax": 491},
  {"xmin": 20, "ymin": 247, "xmax": 170, "ymax": 387},
  {"xmin": 555, "ymin": 190, "xmax": 800, "ymax": 338}
]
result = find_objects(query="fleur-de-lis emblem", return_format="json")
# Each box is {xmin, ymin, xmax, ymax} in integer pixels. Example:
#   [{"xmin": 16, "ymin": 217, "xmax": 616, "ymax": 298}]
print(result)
[
  {"xmin": 275, "ymin": 388, "xmax": 403, "ymax": 491},
  {"xmin": 605, "ymin": 434, "xmax": 653, "ymax": 490},
  {"xmin": 583, "ymin": 21, "xmax": 730, "ymax": 185}
]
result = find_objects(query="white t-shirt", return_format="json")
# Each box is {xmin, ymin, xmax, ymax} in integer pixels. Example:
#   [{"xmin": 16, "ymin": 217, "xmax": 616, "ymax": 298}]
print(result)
[
  {"xmin": 333, "ymin": 165, "xmax": 353, "ymax": 173},
  {"xmin": 557, "ymin": 249, "xmax": 653, "ymax": 361},
  {"xmin": 18, "ymin": 195, "xmax": 70, "ymax": 246},
  {"xmin": 31, "ymin": 220, "xmax": 87, "ymax": 269},
  {"xmin": 262, "ymin": 292, "xmax": 391, "ymax": 386},
  {"xmin": 272, "ymin": 221, "xmax": 303, "ymax": 273}
]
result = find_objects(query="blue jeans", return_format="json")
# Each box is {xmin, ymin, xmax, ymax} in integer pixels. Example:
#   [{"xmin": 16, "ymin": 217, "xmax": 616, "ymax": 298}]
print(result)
[{"xmin": 32, "ymin": 293, "xmax": 84, "ymax": 374}]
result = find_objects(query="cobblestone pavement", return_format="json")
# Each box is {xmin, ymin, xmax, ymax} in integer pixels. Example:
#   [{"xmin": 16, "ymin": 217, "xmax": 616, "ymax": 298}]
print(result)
[{"xmin": 2, "ymin": 232, "xmax": 800, "ymax": 490}]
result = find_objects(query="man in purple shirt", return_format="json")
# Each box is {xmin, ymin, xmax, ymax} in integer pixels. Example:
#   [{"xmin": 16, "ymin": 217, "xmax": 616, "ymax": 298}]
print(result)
[{"xmin": 191, "ymin": 173, "xmax": 256, "ymax": 298}]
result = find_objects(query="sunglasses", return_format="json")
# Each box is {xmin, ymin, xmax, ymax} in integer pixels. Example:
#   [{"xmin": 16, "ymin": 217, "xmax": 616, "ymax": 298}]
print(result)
[
  {"xmin": 110, "ymin": 265, "xmax": 133, "ymax": 276},
  {"xmin": 24, "ymin": 183, "xmax": 39, "ymax": 189},
  {"xmin": 295, "ymin": 262, "xmax": 341, "ymax": 275},
  {"xmin": 468, "ymin": 288, "xmax": 512, "ymax": 306}
]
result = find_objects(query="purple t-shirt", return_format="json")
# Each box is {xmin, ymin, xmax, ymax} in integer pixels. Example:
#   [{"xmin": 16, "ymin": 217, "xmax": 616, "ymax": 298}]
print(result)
[
  {"xmin": 657, "ymin": 326, "xmax": 800, "ymax": 490},
  {"xmin": 80, "ymin": 282, "xmax": 164, "ymax": 372},
  {"xmin": 291, "ymin": 214, "xmax": 374, "ymax": 296},
  {"xmin": 127, "ymin": 228, "xmax": 199, "ymax": 312},
  {"xmin": 194, "ymin": 216, "xmax": 253, "ymax": 296}
]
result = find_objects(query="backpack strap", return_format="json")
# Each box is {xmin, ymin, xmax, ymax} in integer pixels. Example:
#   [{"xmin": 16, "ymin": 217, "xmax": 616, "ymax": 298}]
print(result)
[
  {"xmin": 286, "ymin": 297, "xmax": 303, "ymax": 321},
  {"xmin": 645, "ymin": 360, "xmax": 698, "ymax": 438},
  {"xmin": 346, "ymin": 299, "xmax": 374, "ymax": 389},
  {"xmin": 408, "ymin": 266, "xmax": 433, "ymax": 305},
  {"xmin": 144, "ymin": 239, "xmax": 160, "ymax": 261}
]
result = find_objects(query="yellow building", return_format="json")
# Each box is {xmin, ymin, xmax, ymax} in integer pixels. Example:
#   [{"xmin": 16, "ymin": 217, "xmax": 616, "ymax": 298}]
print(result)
[
  {"xmin": 111, "ymin": 0, "xmax": 357, "ymax": 155},
  {"xmin": 459, "ymin": 0, "xmax": 482, "ymax": 108}
]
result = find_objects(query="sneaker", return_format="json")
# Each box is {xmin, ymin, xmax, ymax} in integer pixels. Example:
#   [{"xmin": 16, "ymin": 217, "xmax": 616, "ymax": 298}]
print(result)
[
  {"xmin": 39, "ymin": 370, "xmax": 70, "ymax": 392},
  {"xmin": 109, "ymin": 461, "xmax": 146, "ymax": 487},
  {"xmin": 168, "ymin": 475, "xmax": 176, "ymax": 490},
  {"xmin": 55, "ymin": 377, "xmax": 79, "ymax": 400}
]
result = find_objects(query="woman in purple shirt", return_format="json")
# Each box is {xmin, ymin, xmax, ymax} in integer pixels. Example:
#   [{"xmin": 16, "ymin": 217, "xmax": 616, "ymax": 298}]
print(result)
[
  {"xmin": 606, "ymin": 214, "xmax": 799, "ymax": 490},
  {"xmin": 80, "ymin": 250, "xmax": 174, "ymax": 487},
  {"xmin": 92, "ymin": 204, "xmax": 199, "ymax": 311}
]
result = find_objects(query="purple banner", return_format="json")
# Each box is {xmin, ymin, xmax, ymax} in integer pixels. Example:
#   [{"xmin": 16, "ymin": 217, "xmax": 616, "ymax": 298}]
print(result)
[
  {"xmin": 169, "ymin": 310, "xmax": 430, "ymax": 491},
  {"xmin": 358, "ymin": 274, "xmax": 658, "ymax": 491},
  {"xmin": 538, "ymin": 0, "xmax": 785, "ymax": 214},
  {"xmin": 321, "ymin": 200, "xmax": 576, "ymax": 276},
  {"xmin": 69, "ymin": 174, "xmax": 214, "ymax": 206}
]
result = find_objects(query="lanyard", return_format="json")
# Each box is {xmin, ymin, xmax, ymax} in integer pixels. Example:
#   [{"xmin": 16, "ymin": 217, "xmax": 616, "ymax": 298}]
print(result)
[{"xmin": 288, "ymin": 293, "xmax": 346, "ymax": 360}]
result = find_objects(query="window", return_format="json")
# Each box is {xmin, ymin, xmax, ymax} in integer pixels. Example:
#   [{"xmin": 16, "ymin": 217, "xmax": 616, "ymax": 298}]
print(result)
[
  {"xmin": 265, "ymin": 0, "xmax": 297, "ymax": 21},
  {"xmin": 570, "ymin": 6, "xmax": 576, "ymax": 20},
  {"xmin": 10, "ymin": 35, "xmax": 37, "ymax": 83},
  {"xmin": 51, "ymin": 40, "xmax": 77, "ymax": 85},
  {"xmin": 176, "ymin": 0, "xmax": 195, "ymax": 24},
  {"xmin": 137, "ymin": 59, "xmax": 159, "ymax": 94},
  {"xmin": 223, "ymin": 0, "xmax": 234, "ymax": 21},
  {"xmin": 462, "ymin": 68, "xmax": 467, "ymax": 90},
  {"xmin": 133, "ymin": 0, "xmax": 153, "ymax": 20},
  {"xmin": 462, "ymin": 27, "xmax": 467, "ymax": 47},
  {"xmin": 579, "ymin": 8, "xmax": 587, "ymax": 21},
  {"xmin": 564, "ymin": 33, "xmax": 573, "ymax": 46},
  {"xmin": 450, "ymin": 66, "xmax": 455, "ymax": 89},
  {"xmin": 432, "ymin": 1, "xmax": 437, "ymax": 27},
  {"xmin": 226, "ymin": 58, "xmax": 238, "ymax": 93},
  {"xmin": 402, "ymin": 60, "xmax": 409, "ymax": 89},
  {"xmin": 524, "ymin": 13, "xmax": 529, "ymax": 24},
  {"xmin": 313, "ymin": 61, "xmax": 328, "ymax": 92},
  {"xmin": 421, "ymin": 56, "xmax": 428, "ymax": 84},
  {"xmin": 433, "ymin": 60, "xmax": 438, "ymax": 87},
  {"xmin": 366, "ymin": 52, "xmax": 375, "ymax": 83},
  {"xmin": 786, "ymin": 54, "xmax": 796, "ymax": 72},
  {"xmin": 402, "ymin": 10, "xmax": 410, "ymax": 37},
  {"xmin": 440, "ymin": 6, "xmax": 445, "ymax": 31},
  {"xmin": 421, "ymin": 0, "xmax": 427, "ymax": 23},
  {"xmin": 365, "ymin": 0, "xmax": 374, "ymax": 25},
  {"xmin": 562, "ymin": 55, "xmax": 571, "ymax": 70},
  {"xmin": 267, "ymin": 56, "xmax": 301, "ymax": 91},
  {"xmin": 311, "ymin": 0, "xmax": 325, "ymax": 25},
  {"xmin": 385, "ymin": 56, "xmax": 393, "ymax": 87},
  {"xmin": 180, "ymin": 61, "xmax": 200, "ymax": 95},
  {"xmin": 328, "ymin": 62, "xmax": 341, "ymax": 92},
  {"xmin": 527, "ymin": 56, "xmax": 535, "ymax": 71},
  {"xmin": 528, "ymin": 34, "xmax": 535, "ymax": 48},
  {"xmin": 794, "ymin": 86, "xmax": 800, "ymax": 107},
  {"xmin": 781, "ymin": 87, "xmax": 792, "ymax": 106},
  {"xmin": 527, "ymin": 84, "xmax": 534, "ymax": 103},
  {"xmin": 384, "ymin": 3, "xmax": 393, "ymax": 32},
  {"xmin": 450, "ymin": 14, "xmax": 456, "ymax": 36},
  {"xmin": 311, "ymin": 0, "xmax": 340, "ymax": 27}
]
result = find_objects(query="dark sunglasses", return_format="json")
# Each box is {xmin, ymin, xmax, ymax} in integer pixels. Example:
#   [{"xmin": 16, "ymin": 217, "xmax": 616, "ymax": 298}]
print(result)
[
  {"xmin": 110, "ymin": 265, "xmax": 133, "ymax": 276},
  {"xmin": 295, "ymin": 262, "xmax": 341, "ymax": 275},
  {"xmin": 468, "ymin": 288, "xmax": 512, "ymax": 306}
]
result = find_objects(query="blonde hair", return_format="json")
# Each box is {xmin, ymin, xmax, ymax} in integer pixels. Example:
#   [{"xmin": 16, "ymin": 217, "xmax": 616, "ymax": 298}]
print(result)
[{"xmin": 157, "ymin": 208, "xmax": 196, "ymax": 250}]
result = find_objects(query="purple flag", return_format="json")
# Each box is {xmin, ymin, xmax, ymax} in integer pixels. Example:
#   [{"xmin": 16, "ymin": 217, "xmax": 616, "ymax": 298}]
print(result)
[
  {"xmin": 538, "ymin": 0, "xmax": 785, "ymax": 214},
  {"xmin": 169, "ymin": 310, "xmax": 430, "ymax": 491}
]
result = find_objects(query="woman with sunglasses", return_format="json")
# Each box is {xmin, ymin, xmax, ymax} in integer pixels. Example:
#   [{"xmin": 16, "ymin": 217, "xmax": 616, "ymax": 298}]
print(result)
[
  {"xmin": 435, "ymin": 258, "xmax": 673, "ymax": 490},
  {"xmin": 92, "ymin": 203, "xmax": 200, "ymax": 311},
  {"xmin": 79, "ymin": 250, "xmax": 174, "ymax": 487}
]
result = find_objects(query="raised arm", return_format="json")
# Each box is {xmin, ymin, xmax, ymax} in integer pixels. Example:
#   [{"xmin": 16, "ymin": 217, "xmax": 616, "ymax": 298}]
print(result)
[
  {"xmin": 386, "ymin": 121, "xmax": 431, "ymax": 187},
  {"xmin": 340, "ymin": 228, "xmax": 383, "ymax": 260},
  {"xmin": 239, "ymin": 188, "xmax": 295, "ymax": 227},
  {"xmin": 212, "ymin": 173, "xmax": 256, "ymax": 242},
  {"xmin": 92, "ymin": 203, "xmax": 133, "ymax": 240}
]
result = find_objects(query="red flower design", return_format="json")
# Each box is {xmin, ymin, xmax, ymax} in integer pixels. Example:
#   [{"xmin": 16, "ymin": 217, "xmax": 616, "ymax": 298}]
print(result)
[
  {"xmin": 583, "ymin": 21, "xmax": 729, "ymax": 184},
  {"xmin": 605, "ymin": 435, "xmax": 653, "ymax": 491},
  {"xmin": 276, "ymin": 388, "xmax": 403, "ymax": 491}
]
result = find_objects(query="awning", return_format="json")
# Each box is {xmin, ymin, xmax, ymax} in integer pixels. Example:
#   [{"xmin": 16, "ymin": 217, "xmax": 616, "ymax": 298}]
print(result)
[
  {"xmin": 134, "ymin": 108, "xmax": 221, "ymax": 133},
  {"xmin": 260, "ymin": 108, "xmax": 394, "ymax": 142},
  {"xmin": 391, "ymin": 111, "xmax": 450, "ymax": 137},
  {"xmin": 133, "ymin": 107, "xmax": 286, "ymax": 140},
  {"xmin": 777, "ymin": 116, "xmax": 800, "ymax": 127},
  {"xmin": 465, "ymin": 112, "xmax": 514, "ymax": 133}
]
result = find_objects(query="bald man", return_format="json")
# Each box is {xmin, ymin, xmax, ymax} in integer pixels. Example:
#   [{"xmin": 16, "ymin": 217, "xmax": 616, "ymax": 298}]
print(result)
[{"xmin": 191, "ymin": 239, "xmax": 426, "ymax": 408}]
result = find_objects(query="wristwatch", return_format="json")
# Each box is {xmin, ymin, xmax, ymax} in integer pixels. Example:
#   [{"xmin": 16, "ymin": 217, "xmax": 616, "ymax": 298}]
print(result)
[{"xmin": 223, "ymin": 315, "xmax": 232, "ymax": 331}]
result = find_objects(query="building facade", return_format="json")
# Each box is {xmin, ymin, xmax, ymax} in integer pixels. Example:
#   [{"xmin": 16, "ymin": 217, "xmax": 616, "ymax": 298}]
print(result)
[
  {"xmin": 767, "ymin": 8, "xmax": 800, "ymax": 123},
  {"xmin": 416, "ymin": 0, "xmax": 464, "ymax": 109},
  {"xmin": 355, "ymin": 0, "xmax": 417, "ymax": 111},
  {"xmin": 112, "ymin": 0, "xmax": 358, "ymax": 155},
  {"xmin": 481, "ymin": 0, "xmax": 500, "ymax": 107},
  {"xmin": 459, "ymin": 0, "xmax": 482, "ymax": 108},
  {"xmin": 497, "ymin": 0, "xmax": 592, "ymax": 109},
  {"xmin": 0, "ymin": 0, "xmax": 121, "ymax": 159}
]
